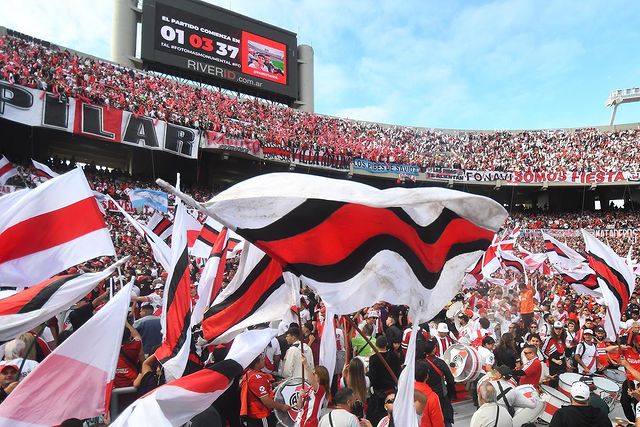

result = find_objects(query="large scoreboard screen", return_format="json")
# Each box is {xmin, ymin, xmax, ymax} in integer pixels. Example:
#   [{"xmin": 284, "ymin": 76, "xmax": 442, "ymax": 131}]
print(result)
[{"xmin": 141, "ymin": 0, "xmax": 299, "ymax": 102}]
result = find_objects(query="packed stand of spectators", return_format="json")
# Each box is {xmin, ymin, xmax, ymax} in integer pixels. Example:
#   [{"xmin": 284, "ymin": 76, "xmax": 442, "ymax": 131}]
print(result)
[{"xmin": 3, "ymin": 34, "xmax": 640, "ymax": 173}]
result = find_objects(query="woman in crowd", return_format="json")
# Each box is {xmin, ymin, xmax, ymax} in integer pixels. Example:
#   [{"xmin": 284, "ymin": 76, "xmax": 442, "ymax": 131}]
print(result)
[
  {"xmin": 297, "ymin": 356, "xmax": 331, "ymax": 427},
  {"xmin": 342, "ymin": 357, "xmax": 369, "ymax": 419}
]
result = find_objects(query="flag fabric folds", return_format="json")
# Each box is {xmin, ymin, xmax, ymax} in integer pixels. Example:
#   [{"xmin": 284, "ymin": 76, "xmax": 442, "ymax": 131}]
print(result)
[
  {"xmin": 0, "ymin": 168, "xmax": 115, "ymax": 286},
  {"xmin": 0, "ymin": 156, "xmax": 18, "ymax": 186},
  {"xmin": 0, "ymin": 262, "xmax": 123, "ymax": 344},
  {"xmin": 128, "ymin": 188, "xmax": 169, "ymax": 212},
  {"xmin": 31, "ymin": 159, "xmax": 59, "ymax": 180},
  {"xmin": 147, "ymin": 212, "xmax": 173, "ymax": 241},
  {"xmin": 542, "ymin": 231, "xmax": 600, "ymax": 296},
  {"xmin": 201, "ymin": 243, "xmax": 293, "ymax": 344},
  {"xmin": 0, "ymin": 281, "xmax": 133, "ymax": 427},
  {"xmin": 154, "ymin": 201, "xmax": 193, "ymax": 381},
  {"xmin": 110, "ymin": 328, "xmax": 278, "ymax": 427},
  {"xmin": 497, "ymin": 248, "xmax": 526, "ymax": 275},
  {"xmin": 200, "ymin": 173, "xmax": 507, "ymax": 317},
  {"xmin": 191, "ymin": 217, "xmax": 243, "ymax": 258},
  {"xmin": 582, "ymin": 229, "xmax": 636, "ymax": 339}
]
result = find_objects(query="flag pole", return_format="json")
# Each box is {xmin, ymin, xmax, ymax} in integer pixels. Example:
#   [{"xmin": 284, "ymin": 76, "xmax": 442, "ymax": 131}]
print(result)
[{"xmin": 345, "ymin": 316, "xmax": 398, "ymax": 384}]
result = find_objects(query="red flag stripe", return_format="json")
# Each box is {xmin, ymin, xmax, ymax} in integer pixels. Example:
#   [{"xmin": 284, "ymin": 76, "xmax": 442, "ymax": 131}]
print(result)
[
  {"xmin": 250, "ymin": 204, "xmax": 494, "ymax": 274},
  {"xmin": 0, "ymin": 197, "xmax": 106, "ymax": 263},
  {"xmin": 587, "ymin": 253, "xmax": 631, "ymax": 312},
  {"xmin": 202, "ymin": 255, "xmax": 283, "ymax": 341},
  {"xmin": 0, "ymin": 163, "xmax": 14, "ymax": 177},
  {"xmin": 168, "ymin": 359, "xmax": 242, "ymax": 394},
  {"xmin": 0, "ymin": 275, "xmax": 77, "ymax": 316}
]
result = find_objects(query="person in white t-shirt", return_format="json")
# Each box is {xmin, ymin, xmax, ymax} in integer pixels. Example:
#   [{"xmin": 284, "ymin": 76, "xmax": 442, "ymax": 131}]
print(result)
[
  {"xmin": 477, "ymin": 336, "xmax": 496, "ymax": 372},
  {"xmin": 319, "ymin": 387, "xmax": 372, "ymax": 427},
  {"xmin": 574, "ymin": 329, "xmax": 598, "ymax": 375}
]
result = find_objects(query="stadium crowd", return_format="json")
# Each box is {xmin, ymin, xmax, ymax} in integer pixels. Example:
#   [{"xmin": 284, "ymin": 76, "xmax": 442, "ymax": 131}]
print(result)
[
  {"xmin": 1, "ymin": 161, "xmax": 639, "ymax": 426},
  {"xmin": 3, "ymin": 34, "xmax": 640, "ymax": 173}
]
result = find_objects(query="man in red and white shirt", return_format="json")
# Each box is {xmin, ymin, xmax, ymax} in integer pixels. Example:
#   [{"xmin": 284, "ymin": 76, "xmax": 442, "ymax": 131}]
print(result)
[
  {"xmin": 434, "ymin": 323, "xmax": 456, "ymax": 357},
  {"xmin": 574, "ymin": 329, "xmax": 597, "ymax": 375}
]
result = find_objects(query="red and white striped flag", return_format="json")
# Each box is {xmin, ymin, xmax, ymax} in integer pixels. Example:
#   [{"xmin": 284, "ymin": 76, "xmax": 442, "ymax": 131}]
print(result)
[
  {"xmin": 497, "ymin": 247, "xmax": 526, "ymax": 275},
  {"xmin": 0, "ymin": 260, "xmax": 124, "ymax": 344},
  {"xmin": 582, "ymin": 229, "xmax": 636, "ymax": 340},
  {"xmin": 0, "ymin": 156, "xmax": 18, "ymax": 186},
  {"xmin": 201, "ymin": 243, "xmax": 294, "ymax": 343},
  {"xmin": 0, "ymin": 168, "xmax": 115, "ymax": 286},
  {"xmin": 147, "ymin": 212, "xmax": 173, "ymax": 241},
  {"xmin": 31, "ymin": 159, "xmax": 59, "ymax": 180},
  {"xmin": 111, "ymin": 328, "xmax": 278, "ymax": 427},
  {"xmin": 543, "ymin": 231, "xmax": 599, "ymax": 296},
  {"xmin": 154, "ymin": 201, "xmax": 193, "ymax": 381},
  {"xmin": 0, "ymin": 281, "xmax": 133, "ymax": 427}
]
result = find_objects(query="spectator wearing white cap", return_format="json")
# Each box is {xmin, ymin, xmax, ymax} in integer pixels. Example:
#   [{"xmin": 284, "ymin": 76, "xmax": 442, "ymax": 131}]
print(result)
[
  {"xmin": 132, "ymin": 281, "xmax": 164, "ymax": 313},
  {"xmin": 434, "ymin": 322, "xmax": 456, "ymax": 358},
  {"xmin": 549, "ymin": 381, "xmax": 612, "ymax": 426},
  {"xmin": 469, "ymin": 381, "xmax": 513, "ymax": 427},
  {"xmin": 574, "ymin": 329, "xmax": 597, "ymax": 375}
]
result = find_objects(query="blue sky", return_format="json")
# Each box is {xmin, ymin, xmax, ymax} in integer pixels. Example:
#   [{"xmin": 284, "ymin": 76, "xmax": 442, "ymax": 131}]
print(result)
[{"xmin": 2, "ymin": 0, "xmax": 639, "ymax": 129}]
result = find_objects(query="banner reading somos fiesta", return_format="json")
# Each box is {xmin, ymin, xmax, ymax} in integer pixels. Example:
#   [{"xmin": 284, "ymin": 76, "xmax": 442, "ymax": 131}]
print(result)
[
  {"xmin": 463, "ymin": 169, "xmax": 640, "ymax": 184},
  {"xmin": 0, "ymin": 81, "xmax": 199, "ymax": 159}
]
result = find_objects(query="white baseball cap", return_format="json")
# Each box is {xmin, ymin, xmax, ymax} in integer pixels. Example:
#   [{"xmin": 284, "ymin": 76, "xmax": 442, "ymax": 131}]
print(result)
[
  {"xmin": 571, "ymin": 382, "xmax": 590, "ymax": 401},
  {"xmin": 437, "ymin": 323, "xmax": 449, "ymax": 333},
  {"xmin": 553, "ymin": 321, "xmax": 564, "ymax": 329},
  {"xmin": 583, "ymin": 329, "xmax": 594, "ymax": 335}
]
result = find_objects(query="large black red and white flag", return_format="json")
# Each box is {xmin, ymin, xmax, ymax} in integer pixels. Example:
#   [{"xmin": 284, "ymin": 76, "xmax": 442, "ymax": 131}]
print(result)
[
  {"xmin": 147, "ymin": 212, "xmax": 173, "ymax": 241},
  {"xmin": 0, "ymin": 260, "xmax": 124, "ymax": 344},
  {"xmin": 582, "ymin": 229, "xmax": 636, "ymax": 339},
  {"xmin": 154, "ymin": 201, "xmax": 193, "ymax": 381},
  {"xmin": 201, "ymin": 243, "xmax": 294, "ymax": 343},
  {"xmin": 197, "ymin": 173, "xmax": 506, "ymax": 318},
  {"xmin": 31, "ymin": 159, "xmax": 59, "ymax": 181},
  {"xmin": 0, "ymin": 156, "xmax": 18, "ymax": 186},
  {"xmin": 111, "ymin": 328, "xmax": 278, "ymax": 427},
  {"xmin": 543, "ymin": 231, "xmax": 599, "ymax": 296},
  {"xmin": 0, "ymin": 168, "xmax": 115, "ymax": 286}
]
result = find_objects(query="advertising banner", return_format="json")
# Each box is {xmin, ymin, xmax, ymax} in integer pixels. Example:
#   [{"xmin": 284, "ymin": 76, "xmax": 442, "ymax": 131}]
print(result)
[
  {"xmin": 0, "ymin": 82, "xmax": 199, "ymax": 159},
  {"xmin": 352, "ymin": 158, "xmax": 420, "ymax": 176}
]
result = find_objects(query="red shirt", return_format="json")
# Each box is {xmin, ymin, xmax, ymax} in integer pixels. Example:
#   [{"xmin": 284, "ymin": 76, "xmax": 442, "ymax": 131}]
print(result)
[
  {"xmin": 114, "ymin": 339, "xmax": 141, "ymax": 388},
  {"xmin": 623, "ymin": 348, "xmax": 640, "ymax": 381},
  {"xmin": 245, "ymin": 369, "xmax": 273, "ymax": 419},
  {"xmin": 414, "ymin": 381, "xmax": 444, "ymax": 427},
  {"xmin": 520, "ymin": 358, "xmax": 542, "ymax": 387}
]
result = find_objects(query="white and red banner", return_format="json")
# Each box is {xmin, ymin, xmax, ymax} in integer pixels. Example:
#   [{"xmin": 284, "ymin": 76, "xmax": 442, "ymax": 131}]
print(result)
[
  {"xmin": 0, "ymin": 168, "xmax": 115, "ymax": 286},
  {"xmin": 0, "ymin": 281, "xmax": 132, "ymax": 427},
  {"xmin": 0, "ymin": 82, "xmax": 199, "ymax": 159},
  {"xmin": 463, "ymin": 169, "xmax": 639, "ymax": 184}
]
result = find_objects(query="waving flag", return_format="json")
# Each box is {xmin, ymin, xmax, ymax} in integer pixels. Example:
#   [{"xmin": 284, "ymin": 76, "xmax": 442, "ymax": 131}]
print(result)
[
  {"xmin": 202, "ymin": 243, "xmax": 293, "ymax": 343},
  {"xmin": 583, "ymin": 229, "xmax": 636, "ymax": 339},
  {"xmin": 154, "ymin": 201, "xmax": 193, "ymax": 381},
  {"xmin": 0, "ymin": 156, "xmax": 18, "ymax": 186},
  {"xmin": 109, "ymin": 195, "xmax": 171, "ymax": 272},
  {"xmin": 147, "ymin": 212, "xmax": 173, "ymax": 241},
  {"xmin": 191, "ymin": 217, "xmax": 244, "ymax": 259},
  {"xmin": 497, "ymin": 247, "xmax": 526, "ymax": 275},
  {"xmin": 31, "ymin": 159, "xmax": 59, "ymax": 180},
  {"xmin": 111, "ymin": 328, "xmax": 277, "ymax": 427},
  {"xmin": 543, "ymin": 231, "xmax": 599, "ymax": 296},
  {"xmin": 195, "ymin": 173, "xmax": 506, "ymax": 317},
  {"xmin": 128, "ymin": 188, "xmax": 168, "ymax": 212},
  {"xmin": 0, "ymin": 281, "xmax": 133, "ymax": 427},
  {"xmin": 0, "ymin": 168, "xmax": 115, "ymax": 286},
  {"xmin": 0, "ymin": 260, "xmax": 124, "ymax": 344},
  {"xmin": 518, "ymin": 245, "xmax": 549, "ymax": 273}
]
